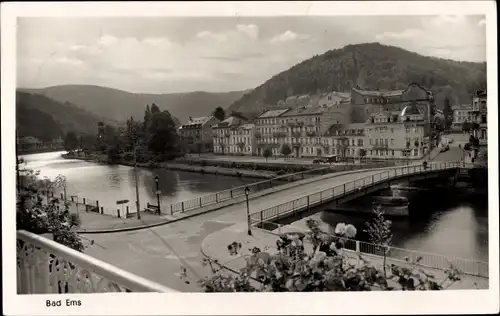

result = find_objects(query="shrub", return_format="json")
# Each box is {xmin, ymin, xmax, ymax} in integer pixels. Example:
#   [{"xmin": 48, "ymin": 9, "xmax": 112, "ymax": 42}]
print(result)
[
  {"xmin": 187, "ymin": 219, "xmax": 463, "ymax": 292},
  {"xmin": 123, "ymin": 152, "xmax": 134, "ymax": 161}
]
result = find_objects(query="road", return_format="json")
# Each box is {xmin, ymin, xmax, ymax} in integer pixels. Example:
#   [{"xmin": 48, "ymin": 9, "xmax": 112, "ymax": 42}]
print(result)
[{"xmin": 83, "ymin": 167, "xmax": 400, "ymax": 292}]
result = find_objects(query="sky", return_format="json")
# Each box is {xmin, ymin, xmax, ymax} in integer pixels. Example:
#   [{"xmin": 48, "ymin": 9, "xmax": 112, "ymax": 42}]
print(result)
[{"xmin": 16, "ymin": 15, "xmax": 486, "ymax": 94}]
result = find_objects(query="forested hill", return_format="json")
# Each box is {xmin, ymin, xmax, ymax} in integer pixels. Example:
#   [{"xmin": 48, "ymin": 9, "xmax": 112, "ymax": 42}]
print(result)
[
  {"xmin": 16, "ymin": 92, "xmax": 111, "ymax": 141},
  {"xmin": 18, "ymin": 85, "xmax": 246, "ymax": 123},
  {"xmin": 228, "ymin": 42, "xmax": 486, "ymax": 116}
]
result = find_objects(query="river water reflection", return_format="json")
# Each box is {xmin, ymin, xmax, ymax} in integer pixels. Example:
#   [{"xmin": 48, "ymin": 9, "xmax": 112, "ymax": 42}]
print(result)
[
  {"xmin": 21, "ymin": 151, "xmax": 257, "ymax": 211},
  {"xmin": 307, "ymin": 184, "xmax": 489, "ymax": 262}
]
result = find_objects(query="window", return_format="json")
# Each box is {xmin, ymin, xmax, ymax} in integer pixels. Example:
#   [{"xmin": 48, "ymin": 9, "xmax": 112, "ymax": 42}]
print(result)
[{"xmin": 392, "ymin": 150, "xmax": 395, "ymax": 156}]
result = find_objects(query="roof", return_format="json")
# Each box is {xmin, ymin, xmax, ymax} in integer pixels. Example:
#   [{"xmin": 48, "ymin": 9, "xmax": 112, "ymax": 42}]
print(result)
[
  {"xmin": 258, "ymin": 109, "xmax": 290, "ymax": 118},
  {"xmin": 240, "ymin": 123, "xmax": 255, "ymax": 129},
  {"xmin": 282, "ymin": 106, "xmax": 325, "ymax": 117},
  {"xmin": 179, "ymin": 116, "xmax": 214, "ymax": 129},
  {"xmin": 345, "ymin": 123, "xmax": 366, "ymax": 130},
  {"xmin": 400, "ymin": 105, "xmax": 422, "ymax": 116},
  {"xmin": 188, "ymin": 116, "xmax": 214, "ymax": 125},
  {"xmin": 213, "ymin": 116, "xmax": 240, "ymax": 128},
  {"xmin": 352, "ymin": 88, "xmax": 404, "ymax": 97}
]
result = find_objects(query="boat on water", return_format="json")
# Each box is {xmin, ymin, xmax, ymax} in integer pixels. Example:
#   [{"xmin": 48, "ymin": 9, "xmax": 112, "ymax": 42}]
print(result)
[
  {"xmin": 372, "ymin": 196, "xmax": 409, "ymax": 216},
  {"xmin": 390, "ymin": 184, "xmax": 428, "ymax": 200}
]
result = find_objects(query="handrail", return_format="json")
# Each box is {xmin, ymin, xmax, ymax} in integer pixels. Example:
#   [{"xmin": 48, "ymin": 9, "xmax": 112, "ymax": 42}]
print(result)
[
  {"xmin": 168, "ymin": 161, "xmax": 397, "ymax": 214},
  {"xmin": 17, "ymin": 230, "xmax": 177, "ymax": 293},
  {"xmin": 250, "ymin": 161, "xmax": 462, "ymax": 225},
  {"xmin": 240, "ymin": 220, "xmax": 488, "ymax": 278}
]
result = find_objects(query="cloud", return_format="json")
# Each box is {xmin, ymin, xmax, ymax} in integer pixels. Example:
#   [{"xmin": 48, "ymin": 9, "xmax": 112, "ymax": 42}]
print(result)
[
  {"xmin": 98, "ymin": 35, "xmax": 119, "ymax": 46},
  {"xmin": 236, "ymin": 24, "xmax": 259, "ymax": 40},
  {"xmin": 16, "ymin": 16, "xmax": 486, "ymax": 93},
  {"xmin": 143, "ymin": 37, "xmax": 171, "ymax": 47},
  {"xmin": 195, "ymin": 31, "xmax": 228, "ymax": 42},
  {"xmin": 375, "ymin": 28, "xmax": 423, "ymax": 40},
  {"xmin": 269, "ymin": 30, "xmax": 310, "ymax": 44}
]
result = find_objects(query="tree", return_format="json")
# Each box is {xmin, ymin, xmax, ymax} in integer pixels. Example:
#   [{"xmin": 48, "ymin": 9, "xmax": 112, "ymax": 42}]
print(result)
[
  {"xmin": 147, "ymin": 108, "xmax": 180, "ymax": 158},
  {"xmin": 64, "ymin": 131, "xmax": 79, "ymax": 153},
  {"xmin": 358, "ymin": 148, "xmax": 366, "ymax": 161},
  {"xmin": 189, "ymin": 219, "xmax": 462, "ymax": 292},
  {"xmin": 443, "ymin": 97, "xmax": 453, "ymax": 129},
  {"xmin": 281, "ymin": 143, "xmax": 292, "ymax": 159},
  {"xmin": 107, "ymin": 135, "xmax": 122, "ymax": 163},
  {"xmin": 17, "ymin": 170, "xmax": 86, "ymax": 252},
  {"xmin": 213, "ymin": 107, "xmax": 226, "ymax": 122},
  {"xmin": 263, "ymin": 147, "xmax": 273, "ymax": 162},
  {"xmin": 364, "ymin": 206, "xmax": 393, "ymax": 277}
]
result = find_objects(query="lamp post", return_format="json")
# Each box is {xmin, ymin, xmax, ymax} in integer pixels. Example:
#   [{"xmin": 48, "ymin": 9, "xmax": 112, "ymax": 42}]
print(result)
[
  {"xmin": 244, "ymin": 186, "xmax": 252, "ymax": 236},
  {"xmin": 154, "ymin": 175, "xmax": 161, "ymax": 215},
  {"xmin": 132, "ymin": 137, "xmax": 141, "ymax": 220}
]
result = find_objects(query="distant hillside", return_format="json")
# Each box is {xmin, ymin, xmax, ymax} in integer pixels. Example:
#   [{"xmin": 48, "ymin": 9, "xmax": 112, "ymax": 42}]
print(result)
[
  {"xmin": 16, "ymin": 91, "xmax": 111, "ymax": 140},
  {"xmin": 228, "ymin": 43, "xmax": 486, "ymax": 116},
  {"xmin": 18, "ymin": 85, "xmax": 247, "ymax": 124}
]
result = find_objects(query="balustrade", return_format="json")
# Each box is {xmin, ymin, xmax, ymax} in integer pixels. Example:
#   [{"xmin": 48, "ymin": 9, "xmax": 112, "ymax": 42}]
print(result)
[{"xmin": 17, "ymin": 230, "xmax": 176, "ymax": 294}]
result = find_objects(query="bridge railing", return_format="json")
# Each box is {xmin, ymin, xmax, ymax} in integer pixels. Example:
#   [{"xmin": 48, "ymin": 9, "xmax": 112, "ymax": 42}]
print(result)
[
  {"xmin": 16, "ymin": 230, "xmax": 177, "ymax": 294},
  {"xmin": 249, "ymin": 161, "xmax": 461, "ymax": 226},
  {"xmin": 168, "ymin": 162, "xmax": 396, "ymax": 215}
]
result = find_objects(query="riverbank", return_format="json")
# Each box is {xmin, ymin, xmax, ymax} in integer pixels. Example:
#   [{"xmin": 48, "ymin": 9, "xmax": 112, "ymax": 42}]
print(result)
[
  {"xmin": 62, "ymin": 153, "xmax": 278, "ymax": 179},
  {"xmin": 19, "ymin": 147, "xmax": 65, "ymax": 155}
]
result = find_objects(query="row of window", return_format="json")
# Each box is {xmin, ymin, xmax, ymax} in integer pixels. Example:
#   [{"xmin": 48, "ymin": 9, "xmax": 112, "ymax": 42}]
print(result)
[
  {"xmin": 214, "ymin": 146, "xmax": 253, "ymax": 153},
  {"xmin": 367, "ymin": 148, "xmax": 420, "ymax": 157},
  {"xmin": 256, "ymin": 117, "xmax": 321, "ymax": 126},
  {"xmin": 364, "ymin": 97, "xmax": 391, "ymax": 104},
  {"xmin": 214, "ymin": 129, "xmax": 252, "ymax": 136},
  {"xmin": 257, "ymin": 126, "xmax": 320, "ymax": 134},
  {"xmin": 214, "ymin": 137, "xmax": 251, "ymax": 145}
]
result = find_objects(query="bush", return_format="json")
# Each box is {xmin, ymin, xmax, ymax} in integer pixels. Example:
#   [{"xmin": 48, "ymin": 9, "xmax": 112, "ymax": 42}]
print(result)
[
  {"xmin": 190, "ymin": 219, "xmax": 463, "ymax": 292},
  {"xmin": 123, "ymin": 152, "xmax": 134, "ymax": 161}
]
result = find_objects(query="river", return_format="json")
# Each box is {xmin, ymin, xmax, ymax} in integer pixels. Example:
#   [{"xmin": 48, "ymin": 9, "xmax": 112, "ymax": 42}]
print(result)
[
  {"xmin": 302, "ymin": 182, "xmax": 489, "ymax": 262},
  {"xmin": 21, "ymin": 151, "xmax": 257, "ymax": 211}
]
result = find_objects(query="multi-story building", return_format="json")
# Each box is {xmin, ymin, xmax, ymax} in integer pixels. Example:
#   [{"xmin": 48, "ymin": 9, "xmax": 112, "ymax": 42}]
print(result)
[
  {"xmin": 350, "ymin": 83, "xmax": 435, "ymax": 137},
  {"xmin": 212, "ymin": 116, "xmax": 255, "ymax": 155},
  {"xmin": 473, "ymin": 90, "xmax": 487, "ymax": 141},
  {"xmin": 364, "ymin": 104, "xmax": 427, "ymax": 159},
  {"xmin": 254, "ymin": 109, "xmax": 290, "ymax": 157},
  {"xmin": 321, "ymin": 123, "xmax": 366, "ymax": 160},
  {"xmin": 254, "ymin": 99, "xmax": 353, "ymax": 158},
  {"xmin": 451, "ymin": 104, "xmax": 475, "ymax": 131},
  {"xmin": 178, "ymin": 116, "xmax": 219, "ymax": 153}
]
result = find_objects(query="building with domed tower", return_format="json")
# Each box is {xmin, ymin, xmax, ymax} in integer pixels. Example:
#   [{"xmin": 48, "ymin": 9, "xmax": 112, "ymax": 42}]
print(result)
[{"xmin": 350, "ymin": 83, "xmax": 435, "ymax": 137}]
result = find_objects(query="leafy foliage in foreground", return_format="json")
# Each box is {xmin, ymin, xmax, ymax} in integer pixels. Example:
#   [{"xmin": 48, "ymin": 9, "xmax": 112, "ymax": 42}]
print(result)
[
  {"xmin": 191, "ymin": 220, "xmax": 462, "ymax": 292},
  {"xmin": 17, "ymin": 170, "xmax": 86, "ymax": 252}
]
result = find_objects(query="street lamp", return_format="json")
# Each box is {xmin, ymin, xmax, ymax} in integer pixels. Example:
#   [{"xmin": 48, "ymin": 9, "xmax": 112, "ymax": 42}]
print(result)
[
  {"xmin": 245, "ymin": 186, "xmax": 252, "ymax": 236},
  {"xmin": 154, "ymin": 175, "xmax": 161, "ymax": 215}
]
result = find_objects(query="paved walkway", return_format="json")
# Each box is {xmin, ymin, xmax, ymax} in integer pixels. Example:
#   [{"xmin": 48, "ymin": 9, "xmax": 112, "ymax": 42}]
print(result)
[{"xmin": 201, "ymin": 223, "xmax": 489, "ymax": 290}]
